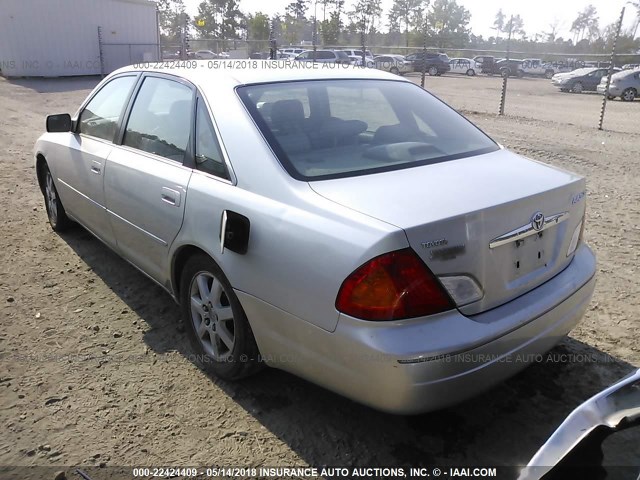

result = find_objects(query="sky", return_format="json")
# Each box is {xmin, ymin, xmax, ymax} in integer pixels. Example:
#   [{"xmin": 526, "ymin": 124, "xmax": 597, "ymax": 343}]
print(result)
[{"xmin": 182, "ymin": 0, "xmax": 638, "ymax": 40}]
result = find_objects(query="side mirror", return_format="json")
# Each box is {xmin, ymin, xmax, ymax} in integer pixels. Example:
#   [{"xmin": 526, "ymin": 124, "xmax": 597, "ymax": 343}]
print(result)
[{"xmin": 46, "ymin": 113, "xmax": 72, "ymax": 133}]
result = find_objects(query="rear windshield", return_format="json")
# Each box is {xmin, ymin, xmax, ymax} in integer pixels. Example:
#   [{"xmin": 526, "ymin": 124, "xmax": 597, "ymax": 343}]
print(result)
[{"xmin": 237, "ymin": 79, "xmax": 498, "ymax": 180}]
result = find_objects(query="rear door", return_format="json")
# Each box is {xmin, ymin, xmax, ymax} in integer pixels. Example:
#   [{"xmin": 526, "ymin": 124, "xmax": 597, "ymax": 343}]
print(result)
[{"xmin": 104, "ymin": 74, "xmax": 194, "ymax": 285}]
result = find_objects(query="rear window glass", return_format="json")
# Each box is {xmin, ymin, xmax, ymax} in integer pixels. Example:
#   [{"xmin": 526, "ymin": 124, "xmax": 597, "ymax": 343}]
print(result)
[{"xmin": 238, "ymin": 80, "xmax": 498, "ymax": 181}]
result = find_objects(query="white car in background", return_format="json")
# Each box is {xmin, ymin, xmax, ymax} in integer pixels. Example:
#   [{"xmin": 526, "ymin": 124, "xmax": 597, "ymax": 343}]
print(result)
[
  {"xmin": 194, "ymin": 50, "xmax": 218, "ymax": 60},
  {"xmin": 372, "ymin": 55, "xmax": 411, "ymax": 75},
  {"xmin": 340, "ymin": 49, "xmax": 375, "ymax": 67},
  {"xmin": 449, "ymin": 58, "xmax": 477, "ymax": 76}
]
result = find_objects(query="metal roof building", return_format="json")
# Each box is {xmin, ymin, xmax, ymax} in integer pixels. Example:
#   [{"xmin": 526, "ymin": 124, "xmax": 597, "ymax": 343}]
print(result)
[{"xmin": 0, "ymin": 0, "xmax": 160, "ymax": 77}]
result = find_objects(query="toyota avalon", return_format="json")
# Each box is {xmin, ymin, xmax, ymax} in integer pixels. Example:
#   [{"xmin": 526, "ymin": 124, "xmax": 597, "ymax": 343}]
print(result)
[{"xmin": 35, "ymin": 62, "xmax": 596, "ymax": 414}]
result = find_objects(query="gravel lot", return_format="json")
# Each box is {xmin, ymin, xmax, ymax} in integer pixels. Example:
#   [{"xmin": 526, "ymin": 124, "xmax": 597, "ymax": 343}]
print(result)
[{"xmin": 1, "ymin": 72, "xmax": 639, "ymax": 479}]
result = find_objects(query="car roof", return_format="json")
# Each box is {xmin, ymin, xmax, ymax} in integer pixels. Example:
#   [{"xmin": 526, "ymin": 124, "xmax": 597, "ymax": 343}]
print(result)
[{"xmin": 111, "ymin": 61, "xmax": 406, "ymax": 87}]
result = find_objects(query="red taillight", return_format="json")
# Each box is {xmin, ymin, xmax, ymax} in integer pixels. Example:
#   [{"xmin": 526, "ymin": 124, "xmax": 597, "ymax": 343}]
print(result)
[{"xmin": 335, "ymin": 248, "xmax": 454, "ymax": 321}]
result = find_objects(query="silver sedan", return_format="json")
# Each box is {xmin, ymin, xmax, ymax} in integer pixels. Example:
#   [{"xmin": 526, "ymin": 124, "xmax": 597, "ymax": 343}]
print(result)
[{"xmin": 35, "ymin": 62, "xmax": 596, "ymax": 414}]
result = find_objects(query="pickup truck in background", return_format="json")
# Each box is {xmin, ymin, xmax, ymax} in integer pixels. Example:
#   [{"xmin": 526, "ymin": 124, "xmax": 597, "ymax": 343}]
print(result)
[{"xmin": 517, "ymin": 59, "xmax": 580, "ymax": 79}]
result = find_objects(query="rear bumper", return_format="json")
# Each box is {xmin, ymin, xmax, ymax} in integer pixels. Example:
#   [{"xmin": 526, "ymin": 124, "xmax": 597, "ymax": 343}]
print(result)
[
  {"xmin": 240, "ymin": 244, "xmax": 596, "ymax": 415},
  {"xmin": 597, "ymin": 84, "xmax": 622, "ymax": 96}
]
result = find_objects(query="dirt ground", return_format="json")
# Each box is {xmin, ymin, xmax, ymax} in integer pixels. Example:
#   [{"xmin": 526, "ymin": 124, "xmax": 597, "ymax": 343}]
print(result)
[{"xmin": 1, "ymin": 73, "xmax": 639, "ymax": 479}]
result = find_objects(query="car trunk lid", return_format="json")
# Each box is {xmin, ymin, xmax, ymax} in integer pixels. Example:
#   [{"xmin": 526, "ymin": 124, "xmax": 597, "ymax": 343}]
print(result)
[{"xmin": 309, "ymin": 149, "xmax": 587, "ymax": 315}]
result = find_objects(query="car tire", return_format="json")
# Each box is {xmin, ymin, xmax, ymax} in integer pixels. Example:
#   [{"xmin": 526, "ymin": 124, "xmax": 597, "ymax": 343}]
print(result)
[
  {"xmin": 41, "ymin": 163, "xmax": 72, "ymax": 232},
  {"xmin": 621, "ymin": 88, "xmax": 637, "ymax": 102},
  {"xmin": 545, "ymin": 70, "xmax": 554, "ymax": 79},
  {"xmin": 428, "ymin": 66, "xmax": 438, "ymax": 76},
  {"xmin": 390, "ymin": 66, "xmax": 400, "ymax": 75},
  {"xmin": 607, "ymin": 95, "xmax": 616, "ymax": 100},
  {"xmin": 501, "ymin": 68, "xmax": 511, "ymax": 78},
  {"xmin": 571, "ymin": 82, "xmax": 583, "ymax": 94},
  {"xmin": 180, "ymin": 253, "xmax": 261, "ymax": 381},
  {"xmin": 466, "ymin": 69, "xmax": 475, "ymax": 76}
]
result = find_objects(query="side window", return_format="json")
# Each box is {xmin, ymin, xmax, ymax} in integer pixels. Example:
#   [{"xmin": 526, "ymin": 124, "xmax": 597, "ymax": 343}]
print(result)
[
  {"xmin": 78, "ymin": 76, "xmax": 137, "ymax": 141},
  {"xmin": 298, "ymin": 52, "xmax": 310, "ymax": 60},
  {"xmin": 195, "ymin": 99, "xmax": 230, "ymax": 180},
  {"xmin": 123, "ymin": 77, "xmax": 193, "ymax": 162}
]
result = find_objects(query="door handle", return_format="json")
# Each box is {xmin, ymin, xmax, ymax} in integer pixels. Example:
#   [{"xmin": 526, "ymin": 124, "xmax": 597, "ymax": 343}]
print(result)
[
  {"xmin": 161, "ymin": 187, "xmax": 181, "ymax": 207},
  {"xmin": 90, "ymin": 161, "xmax": 102, "ymax": 175}
]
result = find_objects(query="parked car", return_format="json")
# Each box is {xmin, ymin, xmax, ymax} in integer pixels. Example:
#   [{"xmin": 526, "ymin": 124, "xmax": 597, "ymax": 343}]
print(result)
[
  {"xmin": 472, "ymin": 55, "xmax": 494, "ymax": 70},
  {"xmin": 517, "ymin": 58, "xmax": 568, "ymax": 79},
  {"xmin": 406, "ymin": 52, "xmax": 451, "ymax": 75},
  {"xmin": 448, "ymin": 58, "xmax": 477, "ymax": 76},
  {"xmin": 294, "ymin": 49, "xmax": 353, "ymax": 64},
  {"xmin": 161, "ymin": 49, "xmax": 180, "ymax": 60},
  {"xmin": 35, "ymin": 63, "xmax": 595, "ymax": 414},
  {"xmin": 485, "ymin": 59, "xmax": 523, "ymax": 77},
  {"xmin": 622, "ymin": 63, "xmax": 640, "ymax": 70},
  {"xmin": 372, "ymin": 55, "xmax": 411, "ymax": 75},
  {"xmin": 552, "ymin": 67, "xmax": 621, "ymax": 93},
  {"xmin": 194, "ymin": 50, "xmax": 218, "ymax": 60},
  {"xmin": 339, "ymin": 49, "xmax": 375, "ymax": 67},
  {"xmin": 281, "ymin": 47, "xmax": 305, "ymax": 57},
  {"xmin": 597, "ymin": 68, "xmax": 640, "ymax": 101}
]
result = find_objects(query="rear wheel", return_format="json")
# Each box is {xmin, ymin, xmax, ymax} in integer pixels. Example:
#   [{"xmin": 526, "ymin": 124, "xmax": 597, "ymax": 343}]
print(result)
[
  {"xmin": 501, "ymin": 68, "xmax": 511, "ymax": 78},
  {"xmin": 466, "ymin": 69, "xmax": 475, "ymax": 76},
  {"xmin": 390, "ymin": 66, "xmax": 400, "ymax": 75},
  {"xmin": 545, "ymin": 70, "xmax": 554, "ymax": 79},
  {"xmin": 428, "ymin": 66, "xmax": 438, "ymax": 76},
  {"xmin": 180, "ymin": 254, "xmax": 261, "ymax": 380},
  {"xmin": 571, "ymin": 82, "xmax": 583, "ymax": 94},
  {"xmin": 42, "ymin": 164, "xmax": 71, "ymax": 232},
  {"xmin": 621, "ymin": 88, "xmax": 637, "ymax": 102}
]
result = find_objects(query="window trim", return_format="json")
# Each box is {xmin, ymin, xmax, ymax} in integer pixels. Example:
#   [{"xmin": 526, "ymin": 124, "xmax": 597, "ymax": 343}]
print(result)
[
  {"xmin": 75, "ymin": 73, "xmax": 141, "ymax": 143},
  {"xmin": 187, "ymin": 92, "xmax": 237, "ymax": 185},
  {"xmin": 115, "ymin": 72, "xmax": 197, "ymax": 167}
]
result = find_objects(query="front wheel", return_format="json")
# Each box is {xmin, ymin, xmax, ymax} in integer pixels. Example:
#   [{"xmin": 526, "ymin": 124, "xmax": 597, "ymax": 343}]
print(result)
[
  {"xmin": 621, "ymin": 88, "xmax": 637, "ymax": 102},
  {"xmin": 545, "ymin": 70, "xmax": 554, "ymax": 79},
  {"xmin": 571, "ymin": 82, "xmax": 583, "ymax": 94},
  {"xmin": 390, "ymin": 66, "xmax": 399, "ymax": 75},
  {"xmin": 466, "ymin": 69, "xmax": 476, "ymax": 76},
  {"xmin": 42, "ymin": 164, "xmax": 72, "ymax": 232},
  {"xmin": 428, "ymin": 66, "xmax": 438, "ymax": 76},
  {"xmin": 180, "ymin": 254, "xmax": 261, "ymax": 380}
]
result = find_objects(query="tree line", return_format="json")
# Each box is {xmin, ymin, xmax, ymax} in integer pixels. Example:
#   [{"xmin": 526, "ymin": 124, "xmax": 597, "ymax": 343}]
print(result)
[{"xmin": 157, "ymin": 0, "xmax": 640, "ymax": 56}]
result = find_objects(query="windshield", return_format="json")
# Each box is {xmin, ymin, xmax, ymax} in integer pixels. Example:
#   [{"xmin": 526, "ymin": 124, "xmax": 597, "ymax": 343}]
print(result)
[{"xmin": 237, "ymin": 79, "xmax": 498, "ymax": 181}]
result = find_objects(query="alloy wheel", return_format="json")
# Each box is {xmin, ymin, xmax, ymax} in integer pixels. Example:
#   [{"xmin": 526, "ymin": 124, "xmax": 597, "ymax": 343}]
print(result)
[
  {"xmin": 45, "ymin": 171, "xmax": 58, "ymax": 225},
  {"xmin": 189, "ymin": 271, "xmax": 235, "ymax": 360}
]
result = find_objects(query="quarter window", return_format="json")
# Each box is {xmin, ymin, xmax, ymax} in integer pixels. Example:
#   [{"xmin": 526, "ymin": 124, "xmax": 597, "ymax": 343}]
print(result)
[
  {"xmin": 195, "ymin": 99, "xmax": 229, "ymax": 180},
  {"xmin": 78, "ymin": 75, "xmax": 137, "ymax": 141},
  {"xmin": 123, "ymin": 76, "xmax": 193, "ymax": 162}
]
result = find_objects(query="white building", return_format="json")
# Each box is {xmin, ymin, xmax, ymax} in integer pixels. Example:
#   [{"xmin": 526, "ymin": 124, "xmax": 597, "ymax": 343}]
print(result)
[{"xmin": 0, "ymin": 0, "xmax": 160, "ymax": 77}]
